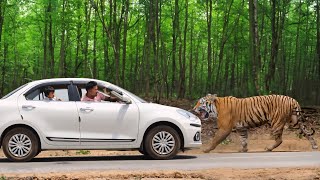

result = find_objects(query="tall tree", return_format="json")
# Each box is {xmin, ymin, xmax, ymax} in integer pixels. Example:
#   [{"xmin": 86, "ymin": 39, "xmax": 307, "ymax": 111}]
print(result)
[
  {"xmin": 266, "ymin": 0, "xmax": 279, "ymax": 92},
  {"xmin": 58, "ymin": 0, "xmax": 67, "ymax": 77},
  {"xmin": 121, "ymin": 0, "xmax": 129, "ymax": 87},
  {"xmin": 48, "ymin": 0, "xmax": 55, "ymax": 78},
  {"xmin": 316, "ymin": 0, "xmax": 320, "ymax": 80},
  {"xmin": 171, "ymin": 0, "xmax": 179, "ymax": 97},
  {"xmin": 93, "ymin": 10, "xmax": 97, "ymax": 78},
  {"xmin": 206, "ymin": 0, "xmax": 213, "ymax": 92},
  {"xmin": 248, "ymin": 0, "xmax": 260, "ymax": 95},
  {"xmin": 178, "ymin": 0, "xmax": 188, "ymax": 98}
]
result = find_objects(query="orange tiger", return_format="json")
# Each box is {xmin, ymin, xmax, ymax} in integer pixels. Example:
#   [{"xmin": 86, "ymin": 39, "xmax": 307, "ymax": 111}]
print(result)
[{"xmin": 192, "ymin": 94, "xmax": 318, "ymax": 153}]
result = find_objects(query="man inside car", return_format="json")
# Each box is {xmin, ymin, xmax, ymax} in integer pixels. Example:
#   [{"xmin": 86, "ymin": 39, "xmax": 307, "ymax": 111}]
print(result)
[{"xmin": 81, "ymin": 81, "xmax": 117, "ymax": 102}]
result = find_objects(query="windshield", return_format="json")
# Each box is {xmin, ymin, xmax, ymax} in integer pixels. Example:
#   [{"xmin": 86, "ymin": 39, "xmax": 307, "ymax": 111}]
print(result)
[
  {"xmin": 100, "ymin": 83, "xmax": 147, "ymax": 103},
  {"xmin": 1, "ymin": 83, "xmax": 28, "ymax": 99},
  {"xmin": 121, "ymin": 89, "xmax": 147, "ymax": 103}
]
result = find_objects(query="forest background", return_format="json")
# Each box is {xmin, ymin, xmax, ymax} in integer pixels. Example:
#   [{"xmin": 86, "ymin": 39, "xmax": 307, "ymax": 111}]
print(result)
[{"xmin": 0, "ymin": 0, "xmax": 319, "ymax": 105}]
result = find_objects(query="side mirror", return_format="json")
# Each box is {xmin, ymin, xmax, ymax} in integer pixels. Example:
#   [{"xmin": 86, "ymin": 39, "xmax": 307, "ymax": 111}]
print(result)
[
  {"xmin": 111, "ymin": 91, "xmax": 131, "ymax": 104},
  {"xmin": 122, "ymin": 96, "xmax": 132, "ymax": 104}
]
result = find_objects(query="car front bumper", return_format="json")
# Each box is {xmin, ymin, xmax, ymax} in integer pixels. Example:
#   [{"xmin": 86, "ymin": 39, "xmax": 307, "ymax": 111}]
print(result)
[{"xmin": 183, "ymin": 124, "xmax": 202, "ymax": 148}]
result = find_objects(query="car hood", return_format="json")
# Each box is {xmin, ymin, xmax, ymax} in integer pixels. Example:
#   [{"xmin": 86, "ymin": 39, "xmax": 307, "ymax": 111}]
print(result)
[
  {"xmin": 137, "ymin": 102, "xmax": 180, "ymax": 112},
  {"xmin": 136, "ymin": 102, "xmax": 201, "ymax": 125}
]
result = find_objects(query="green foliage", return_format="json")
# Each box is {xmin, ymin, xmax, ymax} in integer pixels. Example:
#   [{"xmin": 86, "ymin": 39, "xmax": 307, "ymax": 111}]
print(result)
[
  {"xmin": 0, "ymin": 0, "xmax": 318, "ymax": 104},
  {"xmin": 76, "ymin": 150, "xmax": 91, "ymax": 155},
  {"xmin": 296, "ymin": 133, "xmax": 304, "ymax": 139},
  {"xmin": 0, "ymin": 175, "xmax": 6, "ymax": 180},
  {"xmin": 220, "ymin": 138, "xmax": 232, "ymax": 145}
]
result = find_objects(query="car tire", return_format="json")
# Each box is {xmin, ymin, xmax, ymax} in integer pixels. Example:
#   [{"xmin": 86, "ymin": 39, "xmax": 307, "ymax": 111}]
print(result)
[
  {"xmin": 2, "ymin": 127, "xmax": 39, "ymax": 162},
  {"xmin": 138, "ymin": 148, "xmax": 147, "ymax": 155},
  {"xmin": 144, "ymin": 125, "xmax": 181, "ymax": 160},
  {"xmin": 36, "ymin": 148, "xmax": 42, "ymax": 157}
]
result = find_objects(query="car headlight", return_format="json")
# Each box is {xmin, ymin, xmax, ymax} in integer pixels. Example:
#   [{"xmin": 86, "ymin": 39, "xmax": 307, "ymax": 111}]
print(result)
[{"xmin": 176, "ymin": 109, "xmax": 200, "ymax": 123}]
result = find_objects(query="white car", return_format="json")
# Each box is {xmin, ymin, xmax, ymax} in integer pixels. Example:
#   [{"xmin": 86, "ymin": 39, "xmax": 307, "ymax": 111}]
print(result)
[{"xmin": 0, "ymin": 78, "xmax": 201, "ymax": 162}]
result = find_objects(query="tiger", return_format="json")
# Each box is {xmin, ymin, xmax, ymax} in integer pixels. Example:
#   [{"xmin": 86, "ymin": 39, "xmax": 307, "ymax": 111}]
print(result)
[{"xmin": 192, "ymin": 94, "xmax": 318, "ymax": 153}]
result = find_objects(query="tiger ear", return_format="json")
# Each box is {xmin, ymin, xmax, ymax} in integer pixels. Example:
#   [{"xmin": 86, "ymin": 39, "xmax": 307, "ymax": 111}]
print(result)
[
  {"xmin": 213, "ymin": 94, "xmax": 217, "ymax": 102},
  {"xmin": 207, "ymin": 93, "xmax": 217, "ymax": 102},
  {"xmin": 206, "ymin": 94, "xmax": 216, "ymax": 101}
]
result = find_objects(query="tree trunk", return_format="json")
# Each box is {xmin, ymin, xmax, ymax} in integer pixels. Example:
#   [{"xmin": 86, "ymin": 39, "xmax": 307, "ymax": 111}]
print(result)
[
  {"xmin": 206, "ymin": 0, "xmax": 212, "ymax": 92},
  {"xmin": 0, "ymin": 0, "xmax": 5, "ymax": 44},
  {"xmin": 99, "ymin": 0, "xmax": 109, "ymax": 81},
  {"xmin": 266, "ymin": 0, "xmax": 278, "ymax": 92},
  {"xmin": 292, "ymin": 0, "xmax": 302, "ymax": 97},
  {"xmin": 1, "ymin": 43, "xmax": 7, "ymax": 96},
  {"xmin": 153, "ymin": 0, "xmax": 161, "ymax": 102},
  {"xmin": 84, "ymin": 0, "xmax": 92, "ymax": 77},
  {"xmin": 230, "ymin": 32, "xmax": 238, "ymax": 94},
  {"xmin": 48, "ymin": 0, "xmax": 55, "ymax": 78},
  {"xmin": 43, "ymin": 3, "xmax": 48, "ymax": 78},
  {"xmin": 317, "ymin": 0, "xmax": 320, "ymax": 80},
  {"xmin": 248, "ymin": 0, "xmax": 260, "ymax": 95},
  {"xmin": 122, "ymin": 0, "xmax": 129, "ymax": 87},
  {"xmin": 58, "ymin": 0, "xmax": 67, "ymax": 77},
  {"xmin": 188, "ymin": 10, "xmax": 194, "ymax": 98},
  {"xmin": 194, "ymin": 38, "xmax": 200, "ymax": 94},
  {"xmin": 171, "ymin": 0, "xmax": 179, "ymax": 97},
  {"xmin": 93, "ymin": 10, "xmax": 97, "ymax": 79},
  {"xmin": 278, "ymin": 1, "xmax": 288, "ymax": 94},
  {"xmin": 113, "ymin": 0, "xmax": 122, "ymax": 85},
  {"xmin": 75, "ymin": 0, "xmax": 81, "ymax": 77},
  {"xmin": 133, "ymin": 26, "xmax": 139, "ymax": 93},
  {"xmin": 215, "ymin": 0, "xmax": 234, "ymax": 91},
  {"xmin": 178, "ymin": 0, "xmax": 188, "ymax": 99}
]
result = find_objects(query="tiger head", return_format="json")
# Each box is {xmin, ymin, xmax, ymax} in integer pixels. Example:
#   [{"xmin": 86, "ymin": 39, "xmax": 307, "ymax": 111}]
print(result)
[{"xmin": 192, "ymin": 94, "xmax": 218, "ymax": 121}]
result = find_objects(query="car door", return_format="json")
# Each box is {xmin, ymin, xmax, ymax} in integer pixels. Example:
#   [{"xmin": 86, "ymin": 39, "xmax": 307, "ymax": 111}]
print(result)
[
  {"xmin": 74, "ymin": 83, "xmax": 139, "ymax": 147},
  {"xmin": 18, "ymin": 82, "xmax": 80, "ymax": 146}
]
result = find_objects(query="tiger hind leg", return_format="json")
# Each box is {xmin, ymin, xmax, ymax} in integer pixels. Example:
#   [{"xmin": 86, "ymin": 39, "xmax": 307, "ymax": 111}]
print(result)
[
  {"xmin": 236, "ymin": 128, "xmax": 248, "ymax": 152},
  {"xmin": 203, "ymin": 129, "xmax": 231, "ymax": 153}
]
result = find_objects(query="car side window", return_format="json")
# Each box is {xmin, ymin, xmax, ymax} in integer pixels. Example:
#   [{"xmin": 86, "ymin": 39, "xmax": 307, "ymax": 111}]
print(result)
[
  {"xmin": 25, "ymin": 84, "xmax": 70, "ymax": 101},
  {"xmin": 75, "ymin": 84, "xmax": 120, "ymax": 103}
]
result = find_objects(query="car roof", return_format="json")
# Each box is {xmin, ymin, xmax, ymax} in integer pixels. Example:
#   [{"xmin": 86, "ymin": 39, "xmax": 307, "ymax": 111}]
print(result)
[
  {"xmin": 28, "ymin": 78, "xmax": 110, "ymax": 85},
  {"xmin": 2, "ymin": 78, "xmax": 144, "ymax": 103}
]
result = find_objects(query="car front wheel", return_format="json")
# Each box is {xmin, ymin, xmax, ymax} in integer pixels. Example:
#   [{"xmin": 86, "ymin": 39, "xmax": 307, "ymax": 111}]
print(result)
[
  {"xmin": 2, "ymin": 127, "xmax": 39, "ymax": 162},
  {"xmin": 144, "ymin": 125, "xmax": 181, "ymax": 160}
]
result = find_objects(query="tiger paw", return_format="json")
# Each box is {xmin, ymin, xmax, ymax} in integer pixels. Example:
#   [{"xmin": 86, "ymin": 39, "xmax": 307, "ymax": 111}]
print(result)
[
  {"xmin": 264, "ymin": 147, "xmax": 272, "ymax": 152},
  {"xmin": 203, "ymin": 148, "xmax": 211, "ymax": 153},
  {"xmin": 239, "ymin": 148, "xmax": 248, "ymax": 153}
]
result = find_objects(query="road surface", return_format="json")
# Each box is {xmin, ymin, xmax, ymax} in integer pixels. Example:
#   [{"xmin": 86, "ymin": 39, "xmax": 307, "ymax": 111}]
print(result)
[{"xmin": 0, "ymin": 152, "xmax": 319, "ymax": 173}]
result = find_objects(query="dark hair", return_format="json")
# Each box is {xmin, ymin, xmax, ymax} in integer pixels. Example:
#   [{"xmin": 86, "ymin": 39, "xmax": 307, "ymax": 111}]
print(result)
[
  {"xmin": 44, "ymin": 86, "xmax": 55, "ymax": 96},
  {"xmin": 85, "ymin": 81, "xmax": 98, "ymax": 91}
]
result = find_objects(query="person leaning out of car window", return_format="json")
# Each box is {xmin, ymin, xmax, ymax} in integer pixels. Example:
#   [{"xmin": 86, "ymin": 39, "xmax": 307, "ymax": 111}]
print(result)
[
  {"xmin": 81, "ymin": 81, "xmax": 117, "ymax": 102},
  {"xmin": 43, "ymin": 86, "xmax": 61, "ymax": 101}
]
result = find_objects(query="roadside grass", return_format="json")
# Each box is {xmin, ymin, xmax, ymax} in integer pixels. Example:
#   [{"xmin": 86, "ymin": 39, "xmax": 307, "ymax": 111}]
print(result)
[{"xmin": 76, "ymin": 150, "xmax": 91, "ymax": 155}]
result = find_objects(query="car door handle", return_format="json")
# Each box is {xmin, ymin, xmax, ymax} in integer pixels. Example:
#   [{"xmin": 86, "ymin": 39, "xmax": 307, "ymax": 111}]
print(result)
[
  {"xmin": 80, "ymin": 108, "xmax": 94, "ymax": 112},
  {"xmin": 22, "ymin": 105, "xmax": 36, "ymax": 110}
]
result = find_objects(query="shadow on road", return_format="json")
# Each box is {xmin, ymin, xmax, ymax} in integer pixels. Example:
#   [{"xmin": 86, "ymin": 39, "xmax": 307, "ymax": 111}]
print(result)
[{"xmin": 0, "ymin": 155, "xmax": 197, "ymax": 163}]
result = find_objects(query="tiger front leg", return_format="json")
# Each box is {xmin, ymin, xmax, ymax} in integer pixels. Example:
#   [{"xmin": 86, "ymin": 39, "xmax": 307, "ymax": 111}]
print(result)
[
  {"xmin": 298, "ymin": 121, "xmax": 318, "ymax": 150},
  {"xmin": 265, "ymin": 135, "xmax": 282, "ymax": 151},
  {"xmin": 265, "ymin": 125, "xmax": 284, "ymax": 151},
  {"xmin": 203, "ymin": 129, "xmax": 231, "ymax": 153},
  {"xmin": 305, "ymin": 135, "xmax": 318, "ymax": 150},
  {"xmin": 236, "ymin": 128, "xmax": 248, "ymax": 152}
]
